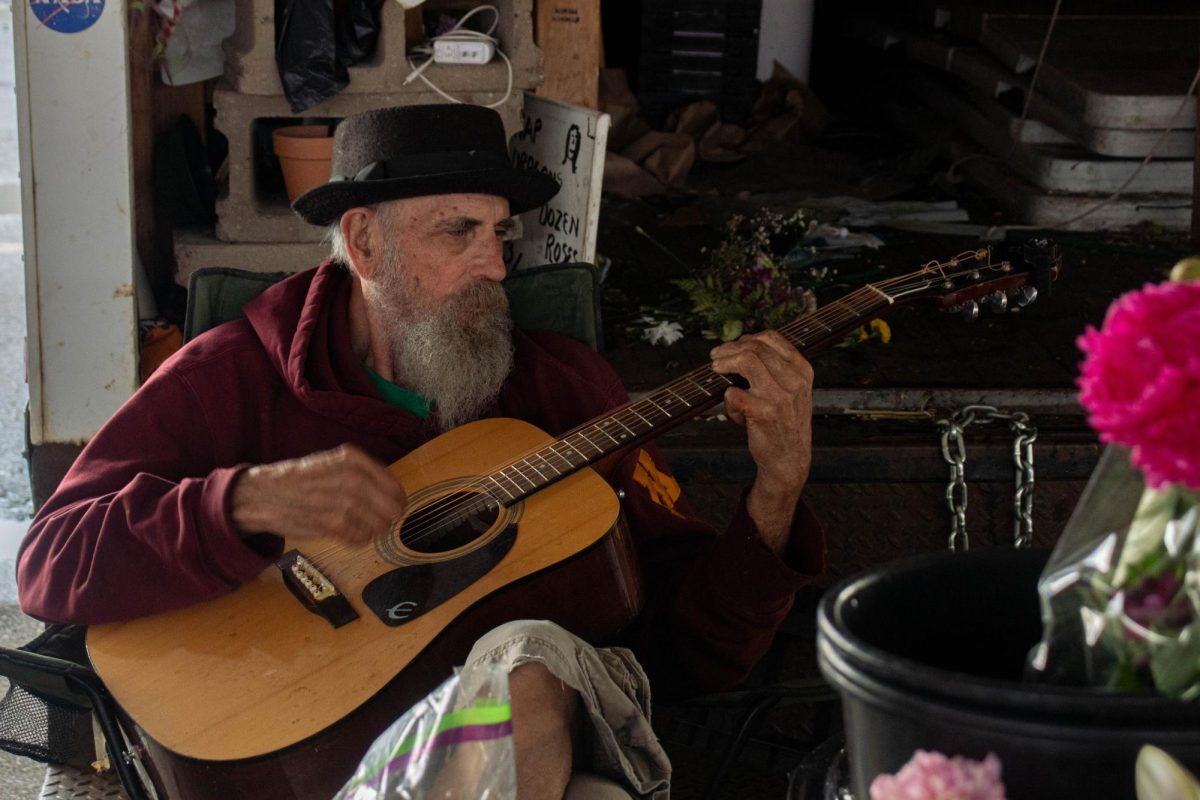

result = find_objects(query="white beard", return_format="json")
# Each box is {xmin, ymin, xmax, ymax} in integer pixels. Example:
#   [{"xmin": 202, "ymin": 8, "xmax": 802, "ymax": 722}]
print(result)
[{"xmin": 366, "ymin": 252, "xmax": 514, "ymax": 432}]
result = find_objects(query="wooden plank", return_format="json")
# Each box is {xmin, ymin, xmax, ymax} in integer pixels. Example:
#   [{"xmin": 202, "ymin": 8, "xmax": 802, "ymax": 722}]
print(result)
[{"xmin": 535, "ymin": 0, "xmax": 601, "ymax": 109}]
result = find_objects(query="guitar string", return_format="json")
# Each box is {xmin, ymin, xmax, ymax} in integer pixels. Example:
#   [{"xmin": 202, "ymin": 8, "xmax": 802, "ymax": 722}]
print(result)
[
  {"xmin": 303, "ymin": 257, "xmax": 999, "ymax": 566},
  {"xmin": 386, "ymin": 253, "xmax": 1012, "ymax": 554},
  {"xmin": 383, "ymin": 248, "xmax": 1004, "ymax": 547},
  {"xmin": 303, "ymin": 283, "xmax": 896, "ymax": 562},
  {"xmin": 303, "ymin": 253, "xmax": 1006, "ymax": 564},
  {"xmin": 303, "ymin": 254, "xmax": 1006, "ymax": 564}
]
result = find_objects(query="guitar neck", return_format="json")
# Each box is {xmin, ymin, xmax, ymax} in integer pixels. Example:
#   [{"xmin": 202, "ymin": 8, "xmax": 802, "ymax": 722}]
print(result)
[
  {"xmin": 482, "ymin": 288, "xmax": 895, "ymax": 505},
  {"xmin": 481, "ymin": 240, "xmax": 1061, "ymax": 506}
]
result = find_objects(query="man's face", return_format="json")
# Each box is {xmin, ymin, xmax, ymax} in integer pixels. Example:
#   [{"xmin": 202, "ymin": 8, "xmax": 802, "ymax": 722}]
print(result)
[
  {"xmin": 374, "ymin": 193, "xmax": 514, "ymax": 310},
  {"xmin": 361, "ymin": 193, "xmax": 517, "ymax": 431}
]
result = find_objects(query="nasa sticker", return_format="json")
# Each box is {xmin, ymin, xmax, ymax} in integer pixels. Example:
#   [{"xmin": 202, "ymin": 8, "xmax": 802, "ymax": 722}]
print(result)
[{"xmin": 31, "ymin": 0, "xmax": 105, "ymax": 33}]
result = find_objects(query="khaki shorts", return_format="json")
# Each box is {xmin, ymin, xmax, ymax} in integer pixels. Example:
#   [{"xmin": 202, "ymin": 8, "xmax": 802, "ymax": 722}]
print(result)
[{"xmin": 463, "ymin": 620, "xmax": 672, "ymax": 799}]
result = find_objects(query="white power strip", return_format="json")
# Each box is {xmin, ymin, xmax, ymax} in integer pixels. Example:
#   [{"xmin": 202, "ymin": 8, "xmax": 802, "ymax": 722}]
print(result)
[
  {"xmin": 432, "ymin": 37, "xmax": 496, "ymax": 65},
  {"xmin": 403, "ymin": 4, "xmax": 512, "ymax": 106}
]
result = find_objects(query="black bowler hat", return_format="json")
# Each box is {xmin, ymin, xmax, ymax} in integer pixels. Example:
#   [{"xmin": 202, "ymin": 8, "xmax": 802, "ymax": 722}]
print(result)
[{"xmin": 291, "ymin": 104, "xmax": 560, "ymax": 226}]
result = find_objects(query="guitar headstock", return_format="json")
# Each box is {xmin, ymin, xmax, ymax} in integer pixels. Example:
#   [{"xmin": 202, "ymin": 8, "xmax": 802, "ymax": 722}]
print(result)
[{"xmin": 880, "ymin": 239, "xmax": 1062, "ymax": 320}]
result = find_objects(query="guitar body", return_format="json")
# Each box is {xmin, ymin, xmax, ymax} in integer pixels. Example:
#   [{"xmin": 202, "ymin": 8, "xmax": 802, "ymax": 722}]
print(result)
[{"xmin": 87, "ymin": 418, "xmax": 644, "ymax": 800}]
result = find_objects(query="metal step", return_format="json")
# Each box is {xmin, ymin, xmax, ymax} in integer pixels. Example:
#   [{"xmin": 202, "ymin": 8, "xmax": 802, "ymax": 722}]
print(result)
[{"xmin": 38, "ymin": 765, "xmax": 128, "ymax": 800}]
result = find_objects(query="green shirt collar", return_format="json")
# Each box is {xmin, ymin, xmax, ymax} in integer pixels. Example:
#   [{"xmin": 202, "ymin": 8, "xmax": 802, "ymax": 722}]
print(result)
[{"xmin": 364, "ymin": 366, "xmax": 432, "ymax": 419}]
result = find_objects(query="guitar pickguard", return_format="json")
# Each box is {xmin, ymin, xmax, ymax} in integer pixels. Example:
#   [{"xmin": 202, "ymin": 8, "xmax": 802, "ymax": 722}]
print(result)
[{"xmin": 361, "ymin": 523, "xmax": 518, "ymax": 626}]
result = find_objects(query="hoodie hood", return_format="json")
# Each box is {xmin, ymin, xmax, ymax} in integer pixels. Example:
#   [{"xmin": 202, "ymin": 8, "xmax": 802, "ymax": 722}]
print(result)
[{"xmin": 242, "ymin": 262, "xmax": 438, "ymax": 437}]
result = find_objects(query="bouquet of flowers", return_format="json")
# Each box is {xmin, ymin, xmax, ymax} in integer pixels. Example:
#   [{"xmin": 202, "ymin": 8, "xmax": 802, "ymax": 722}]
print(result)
[
  {"xmin": 633, "ymin": 207, "xmax": 891, "ymax": 347},
  {"xmin": 1029, "ymin": 269, "xmax": 1200, "ymax": 698},
  {"xmin": 672, "ymin": 209, "xmax": 817, "ymax": 341}
]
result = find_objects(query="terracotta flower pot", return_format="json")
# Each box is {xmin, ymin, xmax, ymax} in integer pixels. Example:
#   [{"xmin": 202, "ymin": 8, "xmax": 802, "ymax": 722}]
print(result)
[{"xmin": 272, "ymin": 125, "xmax": 334, "ymax": 203}]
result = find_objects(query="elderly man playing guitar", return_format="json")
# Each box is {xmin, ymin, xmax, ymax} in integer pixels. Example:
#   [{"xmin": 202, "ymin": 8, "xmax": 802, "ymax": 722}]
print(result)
[{"xmin": 18, "ymin": 104, "xmax": 823, "ymax": 800}]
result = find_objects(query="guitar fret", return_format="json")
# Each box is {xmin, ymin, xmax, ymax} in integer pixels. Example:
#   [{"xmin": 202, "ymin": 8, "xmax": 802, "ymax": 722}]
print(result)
[
  {"xmin": 559, "ymin": 438, "xmax": 588, "ymax": 462},
  {"xmin": 496, "ymin": 470, "xmax": 524, "ymax": 496},
  {"xmin": 519, "ymin": 460, "xmax": 544, "ymax": 483},
  {"xmin": 484, "ymin": 475, "xmax": 515, "ymax": 502},
  {"xmin": 612, "ymin": 415, "xmax": 638, "ymax": 438},
  {"xmin": 574, "ymin": 430, "xmax": 605, "ymax": 455},
  {"xmin": 535, "ymin": 452, "xmax": 562, "ymax": 476},
  {"xmin": 665, "ymin": 386, "xmax": 692, "ymax": 407},
  {"xmin": 524, "ymin": 458, "xmax": 549, "ymax": 482},
  {"xmin": 543, "ymin": 445, "xmax": 574, "ymax": 471},
  {"xmin": 700, "ymin": 372, "xmax": 729, "ymax": 393},
  {"xmin": 628, "ymin": 406, "xmax": 653, "ymax": 426},
  {"xmin": 684, "ymin": 376, "xmax": 716, "ymax": 398},
  {"xmin": 549, "ymin": 438, "xmax": 580, "ymax": 470},
  {"xmin": 602, "ymin": 419, "xmax": 634, "ymax": 443},
  {"xmin": 595, "ymin": 422, "xmax": 622, "ymax": 446},
  {"xmin": 645, "ymin": 395, "xmax": 672, "ymax": 416},
  {"xmin": 506, "ymin": 465, "xmax": 536, "ymax": 490},
  {"xmin": 542, "ymin": 448, "xmax": 568, "ymax": 472}
]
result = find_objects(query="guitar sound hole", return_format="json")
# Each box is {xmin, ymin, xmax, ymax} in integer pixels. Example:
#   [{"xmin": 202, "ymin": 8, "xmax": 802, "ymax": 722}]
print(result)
[{"xmin": 399, "ymin": 491, "xmax": 500, "ymax": 554}]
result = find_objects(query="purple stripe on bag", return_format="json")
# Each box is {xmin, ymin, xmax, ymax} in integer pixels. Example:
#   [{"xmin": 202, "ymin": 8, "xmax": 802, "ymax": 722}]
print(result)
[{"xmin": 388, "ymin": 721, "xmax": 514, "ymax": 772}]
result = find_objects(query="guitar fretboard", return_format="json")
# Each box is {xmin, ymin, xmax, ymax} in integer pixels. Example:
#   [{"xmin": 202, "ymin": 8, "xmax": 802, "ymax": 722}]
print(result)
[
  {"xmin": 483, "ymin": 292, "xmax": 893, "ymax": 505},
  {"xmin": 444, "ymin": 245, "xmax": 1035, "ymax": 517}
]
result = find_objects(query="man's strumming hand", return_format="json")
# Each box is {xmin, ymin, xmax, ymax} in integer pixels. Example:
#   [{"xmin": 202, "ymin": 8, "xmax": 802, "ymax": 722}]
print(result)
[{"xmin": 231, "ymin": 444, "xmax": 408, "ymax": 544}]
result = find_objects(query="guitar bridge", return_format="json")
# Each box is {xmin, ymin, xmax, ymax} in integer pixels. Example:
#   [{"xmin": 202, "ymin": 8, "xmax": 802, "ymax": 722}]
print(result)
[{"xmin": 276, "ymin": 550, "xmax": 359, "ymax": 628}]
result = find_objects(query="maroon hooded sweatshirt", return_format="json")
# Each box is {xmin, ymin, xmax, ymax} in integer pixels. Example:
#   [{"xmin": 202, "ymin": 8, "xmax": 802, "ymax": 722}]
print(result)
[{"xmin": 18, "ymin": 263, "xmax": 824, "ymax": 694}]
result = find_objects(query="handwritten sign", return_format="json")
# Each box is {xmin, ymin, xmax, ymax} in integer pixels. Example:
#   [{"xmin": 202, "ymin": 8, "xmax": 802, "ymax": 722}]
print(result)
[{"xmin": 505, "ymin": 93, "xmax": 609, "ymax": 272}]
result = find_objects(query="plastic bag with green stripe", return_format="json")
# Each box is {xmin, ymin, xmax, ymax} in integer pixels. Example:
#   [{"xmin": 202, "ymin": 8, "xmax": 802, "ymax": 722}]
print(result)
[{"xmin": 334, "ymin": 663, "xmax": 515, "ymax": 800}]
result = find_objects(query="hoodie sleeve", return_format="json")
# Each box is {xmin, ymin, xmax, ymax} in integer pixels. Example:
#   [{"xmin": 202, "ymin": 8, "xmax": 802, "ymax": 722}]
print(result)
[
  {"xmin": 17, "ymin": 366, "xmax": 282, "ymax": 626},
  {"xmin": 610, "ymin": 441, "xmax": 824, "ymax": 698}
]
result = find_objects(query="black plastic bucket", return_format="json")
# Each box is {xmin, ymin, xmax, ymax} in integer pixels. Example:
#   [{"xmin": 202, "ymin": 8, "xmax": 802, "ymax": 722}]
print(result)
[{"xmin": 817, "ymin": 548, "xmax": 1200, "ymax": 799}]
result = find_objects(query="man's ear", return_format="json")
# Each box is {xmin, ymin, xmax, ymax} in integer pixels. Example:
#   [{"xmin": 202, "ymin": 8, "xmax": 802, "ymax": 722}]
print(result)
[{"xmin": 342, "ymin": 207, "xmax": 379, "ymax": 279}]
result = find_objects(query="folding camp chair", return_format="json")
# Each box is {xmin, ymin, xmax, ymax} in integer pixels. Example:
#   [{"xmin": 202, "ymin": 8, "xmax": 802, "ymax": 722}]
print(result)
[
  {"xmin": 183, "ymin": 262, "xmax": 603, "ymax": 349},
  {"xmin": 0, "ymin": 625, "xmax": 147, "ymax": 799}
]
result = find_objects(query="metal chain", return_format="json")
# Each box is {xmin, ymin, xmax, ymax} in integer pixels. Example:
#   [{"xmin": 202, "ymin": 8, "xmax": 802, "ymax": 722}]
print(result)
[
  {"xmin": 938, "ymin": 419, "xmax": 969, "ymax": 551},
  {"xmin": 936, "ymin": 404, "xmax": 1037, "ymax": 552},
  {"xmin": 1010, "ymin": 414, "xmax": 1037, "ymax": 548}
]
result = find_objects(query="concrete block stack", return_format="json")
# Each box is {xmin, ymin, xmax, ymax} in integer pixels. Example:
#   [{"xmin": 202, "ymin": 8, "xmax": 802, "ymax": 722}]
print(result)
[{"xmin": 176, "ymin": 0, "xmax": 543, "ymax": 283}]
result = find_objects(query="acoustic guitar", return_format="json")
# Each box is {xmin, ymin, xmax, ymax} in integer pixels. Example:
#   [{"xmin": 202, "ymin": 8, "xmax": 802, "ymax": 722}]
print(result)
[{"xmin": 86, "ymin": 241, "xmax": 1061, "ymax": 799}]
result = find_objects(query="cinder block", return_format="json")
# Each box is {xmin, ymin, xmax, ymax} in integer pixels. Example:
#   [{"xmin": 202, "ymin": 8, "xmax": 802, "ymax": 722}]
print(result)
[
  {"xmin": 224, "ymin": 0, "xmax": 542, "ymax": 98},
  {"xmin": 174, "ymin": 227, "xmax": 320, "ymax": 287},
  {"xmin": 213, "ymin": 82, "xmax": 527, "ymax": 243}
]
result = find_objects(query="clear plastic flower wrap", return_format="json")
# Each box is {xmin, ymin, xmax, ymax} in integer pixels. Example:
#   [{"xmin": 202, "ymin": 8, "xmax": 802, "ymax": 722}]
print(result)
[
  {"xmin": 1029, "ymin": 275, "xmax": 1200, "ymax": 699},
  {"xmin": 332, "ymin": 663, "xmax": 516, "ymax": 800},
  {"xmin": 1029, "ymin": 445, "xmax": 1200, "ymax": 697}
]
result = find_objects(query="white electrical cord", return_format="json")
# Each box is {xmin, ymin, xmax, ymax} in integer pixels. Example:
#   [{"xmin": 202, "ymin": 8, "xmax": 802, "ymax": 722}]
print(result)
[{"xmin": 402, "ymin": 4, "xmax": 513, "ymax": 109}]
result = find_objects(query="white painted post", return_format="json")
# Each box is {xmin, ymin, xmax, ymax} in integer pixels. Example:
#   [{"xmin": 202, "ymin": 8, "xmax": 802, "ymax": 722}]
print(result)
[{"xmin": 15, "ymin": 0, "xmax": 139, "ymax": 445}]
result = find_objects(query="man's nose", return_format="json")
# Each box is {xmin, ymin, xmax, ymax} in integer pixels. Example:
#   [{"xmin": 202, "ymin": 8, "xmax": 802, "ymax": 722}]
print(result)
[{"xmin": 475, "ymin": 236, "xmax": 508, "ymax": 282}]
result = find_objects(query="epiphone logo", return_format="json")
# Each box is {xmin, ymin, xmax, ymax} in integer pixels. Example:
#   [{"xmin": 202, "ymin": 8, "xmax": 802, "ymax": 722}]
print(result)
[{"xmin": 387, "ymin": 601, "xmax": 419, "ymax": 621}]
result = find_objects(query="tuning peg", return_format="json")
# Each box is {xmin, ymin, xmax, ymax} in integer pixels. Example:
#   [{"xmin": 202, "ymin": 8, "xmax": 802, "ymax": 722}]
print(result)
[
  {"xmin": 955, "ymin": 300, "xmax": 980, "ymax": 322},
  {"xmin": 1012, "ymin": 286, "xmax": 1038, "ymax": 308},
  {"xmin": 985, "ymin": 291, "xmax": 1008, "ymax": 313}
]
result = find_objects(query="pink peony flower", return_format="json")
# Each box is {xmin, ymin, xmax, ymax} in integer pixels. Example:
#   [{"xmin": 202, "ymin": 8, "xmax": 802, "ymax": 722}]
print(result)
[
  {"xmin": 870, "ymin": 750, "xmax": 1007, "ymax": 800},
  {"xmin": 1077, "ymin": 280, "xmax": 1200, "ymax": 490}
]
